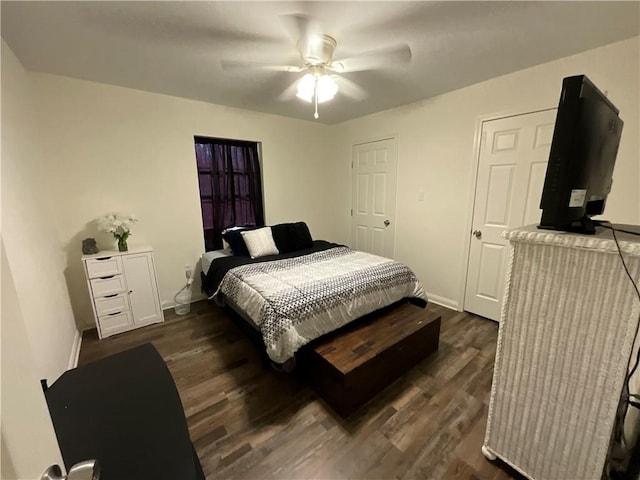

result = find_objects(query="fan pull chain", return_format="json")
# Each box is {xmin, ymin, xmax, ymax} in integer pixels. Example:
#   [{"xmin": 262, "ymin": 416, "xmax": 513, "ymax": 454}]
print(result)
[{"xmin": 314, "ymin": 77, "xmax": 319, "ymax": 119}]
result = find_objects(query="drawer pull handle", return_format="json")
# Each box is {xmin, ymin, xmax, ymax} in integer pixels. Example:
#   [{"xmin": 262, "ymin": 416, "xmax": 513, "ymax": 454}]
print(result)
[
  {"xmin": 104, "ymin": 293, "xmax": 118, "ymax": 298},
  {"xmin": 96, "ymin": 257, "xmax": 112, "ymax": 261},
  {"xmin": 100, "ymin": 275, "xmax": 115, "ymax": 280},
  {"xmin": 108, "ymin": 311, "xmax": 122, "ymax": 316}
]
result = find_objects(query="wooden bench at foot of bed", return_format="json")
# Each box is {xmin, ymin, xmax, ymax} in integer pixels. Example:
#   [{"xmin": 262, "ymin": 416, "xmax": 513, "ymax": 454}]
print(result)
[{"xmin": 300, "ymin": 301, "xmax": 441, "ymax": 417}]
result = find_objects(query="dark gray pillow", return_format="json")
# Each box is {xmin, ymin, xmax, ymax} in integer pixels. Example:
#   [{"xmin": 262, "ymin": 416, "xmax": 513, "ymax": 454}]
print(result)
[
  {"xmin": 271, "ymin": 223, "xmax": 296, "ymax": 253},
  {"xmin": 291, "ymin": 222, "xmax": 313, "ymax": 250},
  {"xmin": 271, "ymin": 222, "xmax": 313, "ymax": 253},
  {"xmin": 221, "ymin": 226, "xmax": 259, "ymax": 256}
]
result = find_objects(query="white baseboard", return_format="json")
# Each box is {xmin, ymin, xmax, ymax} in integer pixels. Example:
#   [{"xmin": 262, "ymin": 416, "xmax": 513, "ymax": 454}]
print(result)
[
  {"xmin": 161, "ymin": 300, "xmax": 172, "ymax": 310},
  {"xmin": 161, "ymin": 292, "xmax": 207, "ymax": 312},
  {"xmin": 67, "ymin": 329, "xmax": 82, "ymax": 370},
  {"xmin": 426, "ymin": 292, "xmax": 460, "ymax": 311},
  {"xmin": 161, "ymin": 291, "xmax": 458, "ymax": 314}
]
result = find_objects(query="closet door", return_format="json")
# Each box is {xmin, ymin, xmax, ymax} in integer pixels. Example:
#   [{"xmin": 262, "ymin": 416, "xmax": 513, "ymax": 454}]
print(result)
[
  {"xmin": 351, "ymin": 137, "xmax": 398, "ymax": 258},
  {"xmin": 464, "ymin": 109, "xmax": 556, "ymax": 321},
  {"xmin": 122, "ymin": 252, "xmax": 163, "ymax": 326}
]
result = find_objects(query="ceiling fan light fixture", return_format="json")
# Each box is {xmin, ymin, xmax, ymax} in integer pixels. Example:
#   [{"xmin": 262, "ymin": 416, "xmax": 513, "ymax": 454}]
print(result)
[
  {"xmin": 316, "ymin": 75, "xmax": 338, "ymax": 103},
  {"xmin": 296, "ymin": 73, "xmax": 338, "ymax": 104},
  {"xmin": 296, "ymin": 73, "xmax": 315, "ymax": 102}
]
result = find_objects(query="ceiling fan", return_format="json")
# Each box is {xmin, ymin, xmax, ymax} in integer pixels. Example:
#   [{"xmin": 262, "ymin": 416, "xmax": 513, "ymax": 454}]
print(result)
[{"xmin": 221, "ymin": 15, "xmax": 412, "ymax": 120}]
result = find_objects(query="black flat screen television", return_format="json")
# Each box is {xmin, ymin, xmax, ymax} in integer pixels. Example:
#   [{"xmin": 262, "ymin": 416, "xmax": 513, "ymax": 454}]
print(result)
[{"xmin": 538, "ymin": 74, "xmax": 623, "ymax": 234}]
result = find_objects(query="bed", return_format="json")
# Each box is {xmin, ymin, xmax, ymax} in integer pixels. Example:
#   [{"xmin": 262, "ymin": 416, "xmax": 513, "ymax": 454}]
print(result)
[
  {"xmin": 201, "ymin": 235, "xmax": 428, "ymax": 365},
  {"xmin": 200, "ymin": 248, "xmax": 232, "ymax": 275}
]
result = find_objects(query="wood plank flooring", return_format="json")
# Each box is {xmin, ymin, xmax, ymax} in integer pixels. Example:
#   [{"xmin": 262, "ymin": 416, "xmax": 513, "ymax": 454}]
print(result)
[{"xmin": 79, "ymin": 301, "xmax": 522, "ymax": 480}]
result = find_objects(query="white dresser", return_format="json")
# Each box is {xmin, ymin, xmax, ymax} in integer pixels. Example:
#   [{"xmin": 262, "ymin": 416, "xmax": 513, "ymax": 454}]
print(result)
[
  {"xmin": 82, "ymin": 246, "xmax": 164, "ymax": 338},
  {"xmin": 483, "ymin": 225, "xmax": 640, "ymax": 479}
]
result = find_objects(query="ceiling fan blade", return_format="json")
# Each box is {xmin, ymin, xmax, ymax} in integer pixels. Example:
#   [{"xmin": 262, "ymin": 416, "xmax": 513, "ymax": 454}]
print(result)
[
  {"xmin": 280, "ymin": 13, "xmax": 322, "ymax": 46},
  {"xmin": 221, "ymin": 60, "xmax": 303, "ymax": 73},
  {"xmin": 334, "ymin": 76, "xmax": 368, "ymax": 101},
  {"xmin": 332, "ymin": 43, "xmax": 412, "ymax": 73},
  {"xmin": 77, "ymin": 2, "xmax": 286, "ymax": 50},
  {"xmin": 277, "ymin": 79, "xmax": 302, "ymax": 102}
]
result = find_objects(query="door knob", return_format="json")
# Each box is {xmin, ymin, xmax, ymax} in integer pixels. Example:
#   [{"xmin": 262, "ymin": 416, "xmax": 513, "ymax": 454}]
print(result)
[
  {"xmin": 473, "ymin": 229, "xmax": 482, "ymax": 239},
  {"xmin": 42, "ymin": 460, "xmax": 100, "ymax": 480},
  {"xmin": 384, "ymin": 219, "xmax": 391, "ymax": 227}
]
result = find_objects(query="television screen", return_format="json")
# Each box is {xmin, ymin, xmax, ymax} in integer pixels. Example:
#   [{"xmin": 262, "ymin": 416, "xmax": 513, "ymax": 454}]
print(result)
[{"xmin": 539, "ymin": 74, "xmax": 623, "ymax": 234}]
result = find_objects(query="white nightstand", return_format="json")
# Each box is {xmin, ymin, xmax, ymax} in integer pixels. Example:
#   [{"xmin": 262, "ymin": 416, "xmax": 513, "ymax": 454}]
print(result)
[{"xmin": 82, "ymin": 246, "xmax": 164, "ymax": 338}]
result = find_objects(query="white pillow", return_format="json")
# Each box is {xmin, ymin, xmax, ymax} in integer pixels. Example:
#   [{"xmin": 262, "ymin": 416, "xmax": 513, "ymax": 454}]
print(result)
[{"xmin": 241, "ymin": 227, "xmax": 279, "ymax": 259}]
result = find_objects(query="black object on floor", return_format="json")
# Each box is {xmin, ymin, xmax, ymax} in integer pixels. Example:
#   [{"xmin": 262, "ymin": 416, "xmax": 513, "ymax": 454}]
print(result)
[{"xmin": 44, "ymin": 343, "xmax": 204, "ymax": 480}]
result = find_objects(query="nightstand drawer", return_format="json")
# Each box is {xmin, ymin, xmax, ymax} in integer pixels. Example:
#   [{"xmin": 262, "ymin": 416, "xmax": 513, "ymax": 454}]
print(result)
[
  {"xmin": 90, "ymin": 275, "xmax": 127, "ymax": 297},
  {"xmin": 86, "ymin": 256, "xmax": 122, "ymax": 279},
  {"xmin": 95, "ymin": 293, "xmax": 130, "ymax": 317},
  {"xmin": 99, "ymin": 311, "xmax": 134, "ymax": 337}
]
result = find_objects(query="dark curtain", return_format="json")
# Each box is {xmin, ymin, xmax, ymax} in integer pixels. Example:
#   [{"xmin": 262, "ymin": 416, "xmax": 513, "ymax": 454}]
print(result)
[{"xmin": 194, "ymin": 138, "xmax": 264, "ymax": 251}]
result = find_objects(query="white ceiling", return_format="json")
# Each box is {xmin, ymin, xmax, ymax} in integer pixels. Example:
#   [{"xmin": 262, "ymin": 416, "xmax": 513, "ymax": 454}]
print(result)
[{"xmin": 2, "ymin": 1, "xmax": 638, "ymax": 124}]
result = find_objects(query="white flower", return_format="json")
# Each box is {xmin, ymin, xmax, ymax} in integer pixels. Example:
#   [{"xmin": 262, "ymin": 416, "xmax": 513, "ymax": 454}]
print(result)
[{"xmin": 98, "ymin": 212, "xmax": 138, "ymax": 238}]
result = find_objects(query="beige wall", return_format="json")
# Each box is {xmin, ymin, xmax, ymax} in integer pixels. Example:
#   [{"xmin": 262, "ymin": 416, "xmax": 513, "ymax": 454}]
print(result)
[
  {"xmin": 1, "ymin": 40, "xmax": 78, "ymax": 380},
  {"xmin": 1, "ymin": 41, "xmax": 67, "ymax": 477},
  {"xmin": 330, "ymin": 36, "xmax": 640, "ymax": 309},
  {"xmin": 32, "ymin": 72, "xmax": 336, "ymax": 329},
  {"xmin": 1, "ymin": 243, "xmax": 65, "ymax": 479}
]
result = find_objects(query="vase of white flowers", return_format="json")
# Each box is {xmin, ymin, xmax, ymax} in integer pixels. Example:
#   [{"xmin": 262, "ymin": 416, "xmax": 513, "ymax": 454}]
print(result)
[
  {"xmin": 117, "ymin": 235, "xmax": 128, "ymax": 252},
  {"xmin": 99, "ymin": 213, "xmax": 138, "ymax": 252}
]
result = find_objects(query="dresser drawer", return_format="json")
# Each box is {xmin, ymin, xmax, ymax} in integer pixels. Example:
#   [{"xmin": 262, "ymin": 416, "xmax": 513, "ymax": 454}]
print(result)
[
  {"xmin": 98, "ymin": 310, "xmax": 134, "ymax": 337},
  {"xmin": 94, "ymin": 293, "xmax": 130, "ymax": 317},
  {"xmin": 90, "ymin": 275, "xmax": 127, "ymax": 298},
  {"xmin": 86, "ymin": 256, "xmax": 122, "ymax": 279}
]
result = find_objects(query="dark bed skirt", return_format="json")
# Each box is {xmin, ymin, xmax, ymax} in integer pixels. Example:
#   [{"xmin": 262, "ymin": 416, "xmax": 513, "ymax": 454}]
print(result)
[{"xmin": 213, "ymin": 295, "xmax": 428, "ymax": 372}]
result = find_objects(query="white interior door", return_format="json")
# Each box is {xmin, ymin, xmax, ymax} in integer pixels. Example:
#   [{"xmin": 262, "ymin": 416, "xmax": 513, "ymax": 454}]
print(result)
[
  {"xmin": 351, "ymin": 138, "xmax": 398, "ymax": 258},
  {"xmin": 464, "ymin": 109, "xmax": 557, "ymax": 321}
]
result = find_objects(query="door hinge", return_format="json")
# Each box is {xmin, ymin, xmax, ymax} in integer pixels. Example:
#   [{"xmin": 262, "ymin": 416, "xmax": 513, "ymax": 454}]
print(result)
[
  {"xmin": 350, "ymin": 209, "xmax": 353, "ymax": 216},
  {"xmin": 351, "ymin": 161, "xmax": 354, "ymax": 168}
]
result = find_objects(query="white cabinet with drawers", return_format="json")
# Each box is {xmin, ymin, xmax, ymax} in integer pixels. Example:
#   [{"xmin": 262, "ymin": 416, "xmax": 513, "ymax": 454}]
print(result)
[{"xmin": 82, "ymin": 246, "xmax": 164, "ymax": 338}]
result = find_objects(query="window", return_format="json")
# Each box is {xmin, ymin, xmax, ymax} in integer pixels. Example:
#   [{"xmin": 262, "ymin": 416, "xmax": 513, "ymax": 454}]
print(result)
[{"xmin": 194, "ymin": 137, "xmax": 264, "ymax": 251}]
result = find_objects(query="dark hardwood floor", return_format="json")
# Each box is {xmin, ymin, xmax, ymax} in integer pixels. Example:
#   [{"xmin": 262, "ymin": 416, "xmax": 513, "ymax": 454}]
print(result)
[{"xmin": 79, "ymin": 301, "xmax": 520, "ymax": 480}]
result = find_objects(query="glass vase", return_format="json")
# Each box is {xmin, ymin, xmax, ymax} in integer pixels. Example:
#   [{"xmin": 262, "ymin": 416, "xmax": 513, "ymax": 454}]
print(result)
[{"xmin": 117, "ymin": 236, "xmax": 128, "ymax": 252}]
